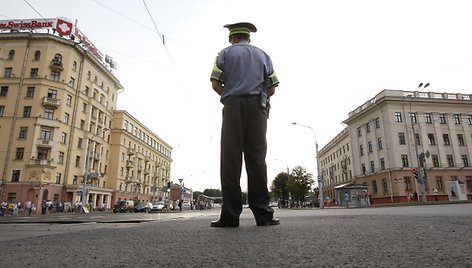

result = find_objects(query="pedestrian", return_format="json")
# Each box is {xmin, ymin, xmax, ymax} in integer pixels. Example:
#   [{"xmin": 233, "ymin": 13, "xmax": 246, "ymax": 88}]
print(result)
[
  {"xmin": 433, "ymin": 188, "xmax": 439, "ymax": 202},
  {"xmin": 210, "ymin": 22, "xmax": 280, "ymax": 227},
  {"xmin": 25, "ymin": 200, "xmax": 32, "ymax": 216},
  {"xmin": 344, "ymin": 192, "xmax": 349, "ymax": 208}
]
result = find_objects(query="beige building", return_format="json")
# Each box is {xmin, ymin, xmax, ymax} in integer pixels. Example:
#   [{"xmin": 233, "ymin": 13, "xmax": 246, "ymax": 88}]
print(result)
[
  {"xmin": 109, "ymin": 110, "xmax": 172, "ymax": 204},
  {"xmin": 320, "ymin": 89, "xmax": 472, "ymax": 204},
  {"xmin": 0, "ymin": 18, "xmax": 172, "ymax": 212}
]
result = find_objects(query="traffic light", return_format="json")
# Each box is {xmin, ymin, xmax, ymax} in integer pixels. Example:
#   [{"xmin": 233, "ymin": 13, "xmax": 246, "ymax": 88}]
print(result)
[
  {"xmin": 412, "ymin": 168, "xmax": 419, "ymax": 180},
  {"xmin": 167, "ymin": 182, "xmax": 171, "ymax": 192}
]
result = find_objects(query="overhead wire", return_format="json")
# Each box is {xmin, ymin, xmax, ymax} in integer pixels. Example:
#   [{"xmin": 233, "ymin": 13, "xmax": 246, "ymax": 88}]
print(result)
[{"xmin": 142, "ymin": 0, "xmax": 173, "ymax": 63}]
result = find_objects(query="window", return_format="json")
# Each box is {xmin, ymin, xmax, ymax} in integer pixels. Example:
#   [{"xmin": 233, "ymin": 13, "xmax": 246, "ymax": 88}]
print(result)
[
  {"xmin": 361, "ymin": 163, "xmax": 366, "ymax": 174},
  {"xmin": 380, "ymin": 158, "xmax": 385, "ymax": 170},
  {"xmin": 11, "ymin": 170, "xmax": 20, "ymax": 182},
  {"xmin": 8, "ymin": 50, "xmax": 15, "ymax": 60},
  {"xmin": 55, "ymin": 172, "xmax": 62, "ymax": 184},
  {"xmin": 370, "ymin": 161, "xmax": 375, "ymax": 172},
  {"xmin": 50, "ymin": 71, "xmax": 60, "ymax": 81},
  {"xmin": 53, "ymin": 53, "xmax": 62, "ymax": 64},
  {"xmin": 447, "ymin": 155, "xmax": 454, "ymax": 167},
  {"xmin": 37, "ymin": 148, "xmax": 48, "ymax": 160},
  {"xmin": 3, "ymin": 68, "xmax": 12, "ymax": 78},
  {"xmin": 58, "ymin": 152, "xmax": 64, "ymax": 164},
  {"xmin": 29, "ymin": 68, "xmax": 39, "ymax": 78},
  {"xmin": 23, "ymin": 106, "xmax": 31, "ymax": 117},
  {"xmin": 382, "ymin": 178, "xmax": 388, "ymax": 194},
  {"xmin": 372, "ymin": 180, "xmax": 378, "ymax": 193},
  {"xmin": 425, "ymin": 113, "xmax": 432, "ymax": 124},
  {"xmin": 458, "ymin": 134, "xmax": 465, "ymax": 146},
  {"xmin": 15, "ymin": 148, "xmax": 24, "ymax": 160},
  {"xmin": 366, "ymin": 123, "xmax": 370, "ymax": 133},
  {"xmin": 66, "ymin": 95, "xmax": 72, "ymax": 106},
  {"xmin": 82, "ymin": 103, "xmax": 88, "ymax": 113},
  {"xmin": 377, "ymin": 137, "xmax": 383, "ymax": 149},
  {"xmin": 0, "ymin": 86, "xmax": 8, "ymax": 96},
  {"xmin": 60, "ymin": 132, "xmax": 67, "ymax": 144},
  {"xmin": 34, "ymin": 50, "xmax": 41, "ymax": 61},
  {"xmin": 357, "ymin": 127, "xmax": 362, "ymax": 137},
  {"xmin": 468, "ymin": 115, "xmax": 472, "ymax": 125},
  {"xmin": 404, "ymin": 177, "xmax": 412, "ymax": 190},
  {"xmin": 439, "ymin": 113, "xmax": 446, "ymax": 124},
  {"xmin": 64, "ymin": 113, "xmax": 69, "ymax": 124},
  {"xmin": 368, "ymin": 141, "xmax": 373, "ymax": 153},
  {"xmin": 72, "ymin": 61, "xmax": 77, "ymax": 71},
  {"xmin": 80, "ymin": 120, "xmax": 85, "ymax": 130},
  {"xmin": 453, "ymin": 114, "xmax": 461, "ymax": 124},
  {"xmin": 409, "ymin": 112, "xmax": 417, "ymax": 123},
  {"xmin": 428, "ymin": 133, "xmax": 436, "ymax": 145},
  {"xmin": 375, "ymin": 118, "xmax": 380, "ymax": 128},
  {"xmin": 69, "ymin": 77, "xmax": 75, "ymax": 88},
  {"xmin": 443, "ymin": 134, "xmax": 450, "ymax": 145},
  {"xmin": 435, "ymin": 177, "xmax": 443, "ymax": 191},
  {"xmin": 40, "ymin": 128, "xmax": 52, "ymax": 141},
  {"xmin": 19, "ymin": 127, "xmax": 28, "ymax": 139},
  {"xmin": 78, "ymin": 138, "xmax": 83, "ymax": 149},
  {"xmin": 44, "ymin": 108, "xmax": 54, "ymax": 119},
  {"xmin": 395, "ymin": 112, "xmax": 402, "ymax": 122},
  {"xmin": 398, "ymin": 132, "xmax": 406, "ymax": 145},
  {"xmin": 0, "ymin": 105, "xmax": 4, "ymax": 116},
  {"xmin": 415, "ymin": 133, "xmax": 421, "ymax": 145},
  {"xmin": 432, "ymin": 155, "xmax": 439, "ymax": 167},
  {"xmin": 359, "ymin": 145, "xmax": 364, "ymax": 156},
  {"xmin": 401, "ymin": 154, "xmax": 409, "ymax": 167},
  {"xmin": 84, "ymin": 86, "xmax": 89, "ymax": 96},
  {"xmin": 47, "ymin": 89, "xmax": 58, "ymax": 99},
  {"xmin": 73, "ymin": 175, "xmax": 78, "ymax": 185},
  {"xmin": 87, "ymin": 71, "xmax": 91, "ymax": 80},
  {"xmin": 26, "ymin": 87, "xmax": 35, "ymax": 97},
  {"xmin": 75, "ymin": 156, "xmax": 81, "ymax": 167},
  {"xmin": 462, "ymin": 155, "xmax": 469, "ymax": 167}
]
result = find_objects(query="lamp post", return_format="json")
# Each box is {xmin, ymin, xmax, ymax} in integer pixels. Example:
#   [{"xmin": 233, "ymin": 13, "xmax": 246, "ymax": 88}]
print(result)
[
  {"xmin": 292, "ymin": 122, "xmax": 324, "ymax": 208},
  {"xmin": 178, "ymin": 178, "xmax": 184, "ymax": 211},
  {"xmin": 81, "ymin": 128, "xmax": 108, "ymax": 212},
  {"xmin": 410, "ymin": 83, "xmax": 429, "ymax": 203}
]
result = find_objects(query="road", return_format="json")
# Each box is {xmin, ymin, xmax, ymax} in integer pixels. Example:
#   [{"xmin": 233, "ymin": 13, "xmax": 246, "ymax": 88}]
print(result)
[{"xmin": 0, "ymin": 203, "xmax": 471, "ymax": 267}]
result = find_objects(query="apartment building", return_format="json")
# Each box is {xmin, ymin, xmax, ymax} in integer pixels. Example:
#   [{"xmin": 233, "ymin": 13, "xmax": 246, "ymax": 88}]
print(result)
[
  {"xmin": 109, "ymin": 110, "xmax": 172, "ymax": 204},
  {"xmin": 319, "ymin": 89, "xmax": 472, "ymax": 204},
  {"xmin": 0, "ymin": 18, "xmax": 173, "ymax": 211}
]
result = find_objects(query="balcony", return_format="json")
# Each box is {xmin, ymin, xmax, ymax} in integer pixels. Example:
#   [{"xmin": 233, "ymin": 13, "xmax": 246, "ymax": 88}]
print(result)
[
  {"xmin": 144, "ymin": 168, "xmax": 150, "ymax": 175},
  {"xmin": 42, "ymin": 97, "xmax": 61, "ymax": 108},
  {"xmin": 37, "ymin": 138, "xmax": 55, "ymax": 148},
  {"xmin": 137, "ymin": 166, "xmax": 143, "ymax": 173},
  {"xmin": 49, "ymin": 59, "xmax": 64, "ymax": 72},
  {"xmin": 126, "ymin": 160, "xmax": 134, "ymax": 169},
  {"xmin": 127, "ymin": 148, "xmax": 135, "ymax": 156},
  {"xmin": 26, "ymin": 158, "xmax": 55, "ymax": 168}
]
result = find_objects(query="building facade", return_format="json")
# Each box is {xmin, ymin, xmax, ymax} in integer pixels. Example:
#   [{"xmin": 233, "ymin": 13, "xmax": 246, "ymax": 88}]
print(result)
[
  {"xmin": 320, "ymin": 89, "xmax": 472, "ymax": 204},
  {"xmin": 0, "ymin": 18, "xmax": 173, "ymax": 212},
  {"xmin": 109, "ymin": 110, "xmax": 172, "ymax": 204}
]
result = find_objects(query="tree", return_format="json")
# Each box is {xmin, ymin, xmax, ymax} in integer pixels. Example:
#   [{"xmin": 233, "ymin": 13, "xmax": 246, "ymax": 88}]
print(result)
[
  {"xmin": 287, "ymin": 166, "xmax": 313, "ymax": 205},
  {"xmin": 192, "ymin": 191, "xmax": 203, "ymax": 200},
  {"xmin": 203, "ymin": 188, "xmax": 221, "ymax": 197},
  {"xmin": 270, "ymin": 172, "xmax": 289, "ymax": 207}
]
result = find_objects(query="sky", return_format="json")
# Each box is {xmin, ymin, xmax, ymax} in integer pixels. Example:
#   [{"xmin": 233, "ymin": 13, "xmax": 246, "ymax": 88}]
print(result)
[{"xmin": 3, "ymin": 0, "xmax": 472, "ymax": 192}]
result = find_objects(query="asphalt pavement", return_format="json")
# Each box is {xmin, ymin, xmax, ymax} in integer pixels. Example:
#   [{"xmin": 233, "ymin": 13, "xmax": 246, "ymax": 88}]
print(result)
[{"xmin": 0, "ymin": 203, "xmax": 471, "ymax": 268}]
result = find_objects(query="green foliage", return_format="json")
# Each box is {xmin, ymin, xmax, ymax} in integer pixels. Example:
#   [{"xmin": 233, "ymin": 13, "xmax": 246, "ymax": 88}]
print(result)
[
  {"xmin": 193, "ymin": 191, "xmax": 203, "ymax": 200},
  {"xmin": 271, "ymin": 172, "xmax": 289, "ymax": 206},
  {"xmin": 271, "ymin": 166, "xmax": 313, "ymax": 205},
  {"xmin": 203, "ymin": 188, "xmax": 222, "ymax": 197}
]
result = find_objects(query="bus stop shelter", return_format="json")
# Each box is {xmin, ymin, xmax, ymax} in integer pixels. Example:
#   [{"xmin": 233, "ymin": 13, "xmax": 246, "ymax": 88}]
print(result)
[{"xmin": 335, "ymin": 183, "xmax": 370, "ymax": 207}]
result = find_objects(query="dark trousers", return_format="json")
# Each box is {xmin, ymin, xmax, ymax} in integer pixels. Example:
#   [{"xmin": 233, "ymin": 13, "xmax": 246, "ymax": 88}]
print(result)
[{"xmin": 220, "ymin": 96, "xmax": 273, "ymax": 223}]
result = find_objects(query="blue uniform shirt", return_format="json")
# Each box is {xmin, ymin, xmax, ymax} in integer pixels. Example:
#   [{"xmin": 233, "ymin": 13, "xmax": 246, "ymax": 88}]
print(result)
[{"xmin": 211, "ymin": 41, "xmax": 279, "ymax": 104}]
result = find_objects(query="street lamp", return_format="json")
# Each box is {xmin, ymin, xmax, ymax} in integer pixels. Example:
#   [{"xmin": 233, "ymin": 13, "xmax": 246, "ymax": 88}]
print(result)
[
  {"xmin": 81, "ymin": 128, "xmax": 108, "ymax": 212},
  {"xmin": 178, "ymin": 178, "xmax": 184, "ymax": 211},
  {"xmin": 292, "ymin": 122, "xmax": 324, "ymax": 208},
  {"xmin": 410, "ymin": 83, "xmax": 430, "ymax": 203}
]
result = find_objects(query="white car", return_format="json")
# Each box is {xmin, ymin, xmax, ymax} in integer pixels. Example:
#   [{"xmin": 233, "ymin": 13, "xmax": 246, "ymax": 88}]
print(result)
[{"xmin": 150, "ymin": 201, "xmax": 165, "ymax": 212}]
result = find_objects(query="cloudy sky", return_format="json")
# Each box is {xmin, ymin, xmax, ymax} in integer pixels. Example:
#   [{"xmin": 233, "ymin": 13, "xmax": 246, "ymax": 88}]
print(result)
[{"xmin": 3, "ymin": 0, "xmax": 472, "ymax": 192}]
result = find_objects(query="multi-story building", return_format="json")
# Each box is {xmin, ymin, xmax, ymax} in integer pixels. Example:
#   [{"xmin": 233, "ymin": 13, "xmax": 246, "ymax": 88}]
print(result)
[
  {"xmin": 320, "ymin": 89, "xmax": 472, "ymax": 204},
  {"xmin": 109, "ymin": 110, "xmax": 172, "ymax": 204},
  {"xmin": 0, "ymin": 18, "xmax": 172, "ymax": 212}
]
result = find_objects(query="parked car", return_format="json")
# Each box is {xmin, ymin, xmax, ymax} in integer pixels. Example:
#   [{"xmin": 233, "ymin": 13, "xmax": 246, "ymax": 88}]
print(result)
[
  {"xmin": 134, "ymin": 202, "xmax": 152, "ymax": 213},
  {"xmin": 112, "ymin": 200, "xmax": 134, "ymax": 213},
  {"xmin": 150, "ymin": 201, "xmax": 166, "ymax": 212}
]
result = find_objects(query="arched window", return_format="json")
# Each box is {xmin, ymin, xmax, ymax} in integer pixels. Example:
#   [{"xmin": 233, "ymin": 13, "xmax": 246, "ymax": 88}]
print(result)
[
  {"xmin": 72, "ymin": 61, "xmax": 77, "ymax": 71},
  {"xmin": 8, "ymin": 50, "xmax": 15, "ymax": 60},
  {"xmin": 87, "ymin": 71, "xmax": 91, "ymax": 80},
  {"xmin": 34, "ymin": 51, "xmax": 41, "ymax": 61},
  {"xmin": 53, "ymin": 53, "xmax": 62, "ymax": 64}
]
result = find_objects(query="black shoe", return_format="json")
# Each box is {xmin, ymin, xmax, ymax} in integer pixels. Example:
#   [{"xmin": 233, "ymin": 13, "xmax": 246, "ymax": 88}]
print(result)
[
  {"xmin": 210, "ymin": 219, "xmax": 239, "ymax": 227},
  {"xmin": 256, "ymin": 218, "xmax": 280, "ymax": 226}
]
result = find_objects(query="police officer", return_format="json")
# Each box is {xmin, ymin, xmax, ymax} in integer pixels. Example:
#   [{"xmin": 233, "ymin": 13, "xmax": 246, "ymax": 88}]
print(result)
[{"xmin": 210, "ymin": 22, "xmax": 280, "ymax": 227}]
